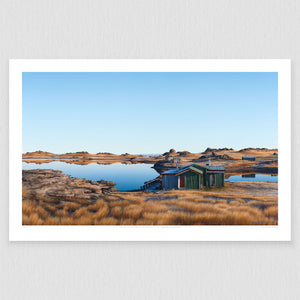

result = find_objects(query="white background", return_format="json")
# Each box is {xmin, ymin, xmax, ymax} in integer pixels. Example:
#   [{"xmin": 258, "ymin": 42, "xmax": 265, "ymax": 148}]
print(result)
[
  {"xmin": 1, "ymin": 0, "xmax": 299, "ymax": 299},
  {"xmin": 9, "ymin": 59, "xmax": 291, "ymax": 242}
]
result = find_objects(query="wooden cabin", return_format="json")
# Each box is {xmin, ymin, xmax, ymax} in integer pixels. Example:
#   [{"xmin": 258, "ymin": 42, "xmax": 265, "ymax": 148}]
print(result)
[{"xmin": 161, "ymin": 164, "xmax": 225, "ymax": 190}]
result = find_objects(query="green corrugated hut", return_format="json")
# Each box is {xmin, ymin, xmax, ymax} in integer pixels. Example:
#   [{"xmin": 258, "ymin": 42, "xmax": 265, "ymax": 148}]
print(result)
[{"xmin": 162, "ymin": 164, "xmax": 225, "ymax": 190}]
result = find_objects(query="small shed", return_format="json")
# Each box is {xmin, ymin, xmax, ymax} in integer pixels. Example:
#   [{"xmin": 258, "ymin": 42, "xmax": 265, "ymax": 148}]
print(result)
[
  {"xmin": 161, "ymin": 169, "xmax": 179, "ymax": 190},
  {"xmin": 161, "ymin": 164, "xmax": 225, "ymax": 190},
  {"xmin": 242, "ymin": 156, "xmax": 256, "ymax": 161}
]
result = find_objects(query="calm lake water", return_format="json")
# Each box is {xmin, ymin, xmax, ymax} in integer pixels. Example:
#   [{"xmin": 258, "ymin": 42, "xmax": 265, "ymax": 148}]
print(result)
[
  {"xmin": 22, "ymin": 161, "xmax": 278, "ymax": 190},
  {"xmin": 22, "ymin": 161, "xmax": 159, "ymax": 191},
  {"xmin": 225, "ymin": 174, "xmax": 278, "ymax": 183}
]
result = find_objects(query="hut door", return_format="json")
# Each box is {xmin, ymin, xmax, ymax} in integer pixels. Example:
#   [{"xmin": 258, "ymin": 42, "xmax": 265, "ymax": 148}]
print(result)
[{"xmin": 179, "ymin": 175, "xmax": 185, "ymax": 188}]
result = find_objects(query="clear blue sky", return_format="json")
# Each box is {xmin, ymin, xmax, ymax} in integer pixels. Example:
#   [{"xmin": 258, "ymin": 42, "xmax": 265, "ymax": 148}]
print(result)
[{"xmin": 22, "ymin": 72, "xmax": 278, "ymax": 154}]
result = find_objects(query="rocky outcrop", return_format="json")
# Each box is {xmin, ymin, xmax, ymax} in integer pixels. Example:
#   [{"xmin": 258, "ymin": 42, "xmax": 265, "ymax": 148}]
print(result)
[
  {"xmin": 162, "ymin": 149, "xmax": 177, "ymax": 156},
  {"xmin": 203, "ymin": 147, "xmax": 233, "ymax": 153},
  {"xmin": 178, "ymin": 151, "xmax": 191, "ymax": 156},
  {"xmin": 238, "ymin": 147, "xmax": 276, "ymax": 152},
  {"xmin": 23, "ymin": 151, "xmax": 55, "ymax": 158},
  {"xmin": 199, "ymin": 152, "xmax": 234, "ymax": 160},
  {"xmin": 22, "ymin": 169, "xmax": 117, "ymax": 201}
]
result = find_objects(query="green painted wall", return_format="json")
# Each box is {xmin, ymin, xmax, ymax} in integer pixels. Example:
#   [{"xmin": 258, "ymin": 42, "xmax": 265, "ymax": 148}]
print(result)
[
  {"xmin": 185, "ymin": 171, "xmax": 200, "ymax": 189},
  {"xmin": 199, "ymin": 173, "xmax": 203, "ymax": 186},
  {"xmin": 215, "ymin": 173, "xmax": 224, "ymax": 187}
]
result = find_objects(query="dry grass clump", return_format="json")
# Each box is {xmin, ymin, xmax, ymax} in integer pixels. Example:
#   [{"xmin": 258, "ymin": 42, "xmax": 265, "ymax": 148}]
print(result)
[
  {"xmin": 123, "ymin": 205, "xmax": 143, "ymax": 220},
  {"xmin": 143, "ymin": 202, "xmax": 168, "ymax": 213},
  {"xmin": 264, "ymin": 206, "xmax": 278, "ymax": 219},
  {"xmin": 41, "ymin": 203, "xmax": 58, "ymax": 214},
  {"xmin": 195, "ymin": 211, "xmax": 254, "ymax": 225},
  {"xmin": 23, "ymin": 212, "xmax": 44, "ymax": 225},
  {"xmin": 111, "ymin": 206, "xmax": 123, "ymax": 218},
  {"xmin": 22, "ymin": 199, "xmax": 37, "ymax": 216},
  {"xmin": 92, "ymin": 204, "xmax": 109, "ymax": 220},
  {"xmin": 63, "ymin": 202, "xmax": 81, "ymax": 212},
  {"xmin": 146, "ymin": 212, "xmax": 178, "ymax": 225},
  {"xmin": 22, "ymin": 182, "xmax": 278, "ymax": 225},
  {"xmin": 72, "ymin": 206, "xmax": 89, "ymax": 219}
]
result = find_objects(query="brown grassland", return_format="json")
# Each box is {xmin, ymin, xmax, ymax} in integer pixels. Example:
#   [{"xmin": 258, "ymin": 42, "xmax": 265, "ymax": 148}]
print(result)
[{"xmin": 22, "ymin": 182, "xmax": 278, "ymax": 226}]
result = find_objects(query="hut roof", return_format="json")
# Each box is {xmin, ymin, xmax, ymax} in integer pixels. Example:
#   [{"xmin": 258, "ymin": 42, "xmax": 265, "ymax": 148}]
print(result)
[
  {"xmin": 161, "ymin": 164, "xmax": 224, "ymax": 176},
  {"xmin": 206, "ymin": 166, "xmax": 225, "ymax": 171},
  {"xmin": 176, "ymin": 166, "xmax": 203, "ymax": 175},
  {"xmin": 162, "ymin": 169, "xmax": 179, "ymax": 175}
]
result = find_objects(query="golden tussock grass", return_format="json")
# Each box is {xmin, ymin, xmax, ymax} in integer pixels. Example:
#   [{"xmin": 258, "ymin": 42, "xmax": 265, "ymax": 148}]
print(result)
[
  {"xmin": 72, "ymin": 206, "xmax": 89, "ymax": 219},
  {"xmin": 55, "ymin": 209, "xmax": 70, "ymax": 218},
  {"xmin": 104, "ymin": 195, "xmax": 120, "ymax": 201},
  {"xmin": 111, "ymin": 206, "xmax": 123, "ymax": 218},
  {"xmin": 63, "ymin": 202, "xmax": 81, "ymax": 211},
  {"xmin": 123, "ymin": 205, "xmax": 143, "ymax": 220},
  {"xmin": 92, "ymin": 205, "xmax": 109, "ymax": 220},
  {"xmin": 34, "ymin": 205, "xmax": 50, "ymax": 220},
  {"xmin": 108, "ymin": 200, "xmax": 123, "ymax": 209},
  {"xmin": 23, "ymin": 212, "xmax": 44, "ymax": 225},
  {"xmin": 22, "ymin": 199, "xmax": 37, "ymax": 216},
  {"xmin": 41, "ymin": 203, "xmax": 59, "ymax": 214},
  {"xmin": 43, "ymin": 216, "xmax": 61, "ymax": 225},
  {"xmin": 264, "ymin": 206, "xmax": 278, "ymax": 218},
  {"xmin": 116, "ymin": 194, "xmax": 144, "ymax": 204},
  {"xmin": 143, "ymin": 202, "xmax": 168, "ymax": 213},
  {"xmin": 22, "ymin": 182, "xmax": 278, "ymax": 226}
]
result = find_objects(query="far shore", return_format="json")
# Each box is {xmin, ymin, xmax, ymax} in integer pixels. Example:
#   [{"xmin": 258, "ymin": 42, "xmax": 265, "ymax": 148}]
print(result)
[{"xmin": 23, "ymin": 147, "xmax": 278, "ymax": 174}]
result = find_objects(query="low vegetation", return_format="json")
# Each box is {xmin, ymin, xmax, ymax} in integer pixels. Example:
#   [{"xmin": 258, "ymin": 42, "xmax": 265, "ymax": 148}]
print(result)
[{"xmin": 22, "ymin": 182, "xmax": 278, "ymax": 225}]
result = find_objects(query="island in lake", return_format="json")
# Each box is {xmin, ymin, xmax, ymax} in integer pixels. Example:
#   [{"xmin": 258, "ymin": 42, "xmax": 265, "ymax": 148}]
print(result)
[{"xmin": 22, "ymin": 147, "xmax": 278, "ymax": 226}]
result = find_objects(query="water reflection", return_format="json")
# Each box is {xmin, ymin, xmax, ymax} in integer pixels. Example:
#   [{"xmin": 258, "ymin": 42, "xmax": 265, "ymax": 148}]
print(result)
[{"xmin": 226, "ymin": 174, "xmax": 278, "ymax": 183}]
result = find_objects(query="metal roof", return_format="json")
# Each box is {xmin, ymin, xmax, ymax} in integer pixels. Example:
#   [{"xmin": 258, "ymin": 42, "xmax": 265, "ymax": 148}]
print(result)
[
  {"xmin": 207, "ymin": 166, "xmax": 225, "ymax": 171},
  {"xmin": 162, "ymin": 164, "xmax": 224, "ymax": 176},
  {"xmin": 193, "ymin": 164, "xmax": 225, "ymax": 171},
  {"xmin": 161, "ymin": 169, "xmax": 179, "ymax": 175},
  {"xmin": 176, "ymin": 166, "xmax": 203, "ymax": 176}
]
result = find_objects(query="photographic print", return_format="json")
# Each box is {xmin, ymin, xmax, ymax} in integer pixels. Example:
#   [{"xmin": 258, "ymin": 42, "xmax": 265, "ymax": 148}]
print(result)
[{"xmin": 9, "ymin": 59, "xmax": 291, "ymax": 241}]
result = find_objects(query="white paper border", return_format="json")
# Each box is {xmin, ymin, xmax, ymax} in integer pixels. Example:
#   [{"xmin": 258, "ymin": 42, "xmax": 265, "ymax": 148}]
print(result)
[{"xmin": 9, "ymin": 59, "xmax": 291, "ymax": 241}]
